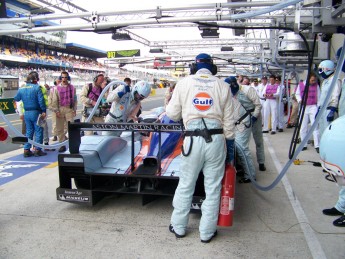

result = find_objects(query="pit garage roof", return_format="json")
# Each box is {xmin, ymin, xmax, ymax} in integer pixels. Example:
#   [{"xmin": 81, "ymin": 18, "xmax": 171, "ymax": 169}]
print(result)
[{"xmin": 64, "ymin": 43, "xmax": 107, "ymax": 59}]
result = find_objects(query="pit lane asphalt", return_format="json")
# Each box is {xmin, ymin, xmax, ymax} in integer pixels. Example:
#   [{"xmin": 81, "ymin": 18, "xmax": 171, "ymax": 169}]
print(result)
[{"xmin": 0, "ymin": 88, "xmax": 344, "ymax": 258}]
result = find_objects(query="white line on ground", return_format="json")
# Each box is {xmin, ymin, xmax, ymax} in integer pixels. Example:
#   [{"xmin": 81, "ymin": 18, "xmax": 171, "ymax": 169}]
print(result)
[
  {"xmin": 263, "ymin": 135, "xmax": 327, "ymax": 259},
  {"xmin": 0, "ymin": 160, "xmax": 51, "ymax": 164}
]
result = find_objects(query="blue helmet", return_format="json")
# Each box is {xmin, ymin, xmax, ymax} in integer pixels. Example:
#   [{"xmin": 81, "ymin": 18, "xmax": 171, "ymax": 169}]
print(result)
[
  {"xmin": 336, "ymin": 47, "xmax": 345, "ymax": 73},
  {"xmin": 320, "ymin": 116, "xmax": 345, "ymax": 185},
  {"xmin": 318, "ymin": 60, "xmax": 335, "ymax": 78},
  {"xmin": 224, "ymin": 76, "xmax": 237, "ymax": 84},
  {"xmin": 195, "ymin": 53, "xmax": 213, "ymax": 72}
]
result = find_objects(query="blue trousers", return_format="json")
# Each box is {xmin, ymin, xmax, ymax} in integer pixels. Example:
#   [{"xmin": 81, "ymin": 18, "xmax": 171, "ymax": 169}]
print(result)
[{"xmin": 24, "ymin": 110, "xmax": 43, "ymax": 151}]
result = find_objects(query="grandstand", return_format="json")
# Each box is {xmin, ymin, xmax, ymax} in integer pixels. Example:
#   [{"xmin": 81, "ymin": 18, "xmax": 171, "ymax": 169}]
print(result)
[
  {"xmin": 0, "ymin": 0, "xmax": 110, "ymax": 88},
  {"xmin": 0, "ymin": 0, "xmax": 184, "ymax": 87}
]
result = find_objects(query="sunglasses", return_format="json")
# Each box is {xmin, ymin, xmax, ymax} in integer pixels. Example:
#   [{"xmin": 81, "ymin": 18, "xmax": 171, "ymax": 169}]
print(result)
[{"xmin": 61, "ymin": 76, "xmax": 68, "ymax": 78}]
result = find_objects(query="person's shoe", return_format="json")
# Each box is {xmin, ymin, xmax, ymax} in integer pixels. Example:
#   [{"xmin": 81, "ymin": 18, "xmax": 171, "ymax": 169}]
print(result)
[
  {"xmin": 262, "ymin": 131, "xmax": 269, "ymax": 133},
  {"xmin": 52, "ymin": 136, "xmax": 57, "ymax": 141},
  {"xmin": 302, "ymin": 147, "xmax": 307, "ymax": 151},
  {"xmin": 259, "ymin": 163, "xmax": 266, "ymax": 171},
  {"xmin": 333, "ymin": 215, "xmax": 345, "ymax": 227},
  {"xmin": 315, "ymin": 147, "xmax": 319, "ymax": 153},
  {"xmin": 323, "ymin": 207, "xmax": 344, "ymax": 216},
  {"xmin": 58, "ymin": 145, "xmax": 67, "ymax": 153},
  {"xmin": 201, "ymin": 231, "xmax": 218, "ymax": 243},
  {"xmin": 271, "ymin": 131, "xmax": 276, "ymax": 135},
  {"xmin": 24, "ymin": 150, "xmax": 34, "ymax": 157},
  {"xmin": 34, "ymin": 150, "xmax": 47, "ymax": 157},
  {"xmin": 169, "ymin": 224, "xmax": 186, "ymax": 238},
  {"xmin": 44, "ymin": 142, "xmax": 55, "ymax": 151},
  {"xmin": 286, "ymin": 124, "xmax": 295, "ymax": 128},
  {"xmin": 278, "ymin": 128, "xmax": 284, "ymax": 132}
]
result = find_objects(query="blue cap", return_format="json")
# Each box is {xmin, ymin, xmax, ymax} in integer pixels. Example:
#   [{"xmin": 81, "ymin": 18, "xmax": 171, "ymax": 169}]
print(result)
[
  {"xmin": 224, "ymin": 76, "xmax": 237, "ymax": 84},
  {"xmin": 195, "ymin": 53, "xmax": 213, "ymax": 72}
]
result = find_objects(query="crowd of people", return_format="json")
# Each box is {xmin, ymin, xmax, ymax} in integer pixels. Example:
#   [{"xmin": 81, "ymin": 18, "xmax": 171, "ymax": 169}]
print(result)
[{"xmin": 1, "ymin": 45, "xmax": 105, "ymax": 70}]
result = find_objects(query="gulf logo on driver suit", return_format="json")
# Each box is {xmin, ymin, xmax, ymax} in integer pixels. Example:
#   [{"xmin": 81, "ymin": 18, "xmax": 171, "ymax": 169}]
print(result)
[{"xmin": 193, "ymin": 92, "xmax": 213, "ymax": 111}]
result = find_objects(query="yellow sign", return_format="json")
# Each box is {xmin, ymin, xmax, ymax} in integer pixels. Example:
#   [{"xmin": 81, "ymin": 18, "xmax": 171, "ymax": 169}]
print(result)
[
  {"xmin": 107, "ymin": 49, "xmax": 140, "ymax": 58},
  {"xmin": 0, "ymin": 98, "xmax": 16, "ymax": 114}
]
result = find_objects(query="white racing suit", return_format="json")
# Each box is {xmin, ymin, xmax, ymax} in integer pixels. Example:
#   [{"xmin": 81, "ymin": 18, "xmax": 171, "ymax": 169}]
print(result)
[
  {"xmin": 166, "ymin": 68, "xmax": 237, "ymax": 241},
  {"xmin": 318, "ymin": 75, "xmax": 341, "ymax": 137},
  {"xmin": 103, "ymin": 84, "xmax": 141, "ymax": 136},
  {"xmin": 234, "ymin": 85, "xmax": 262, "ymax": 179}
]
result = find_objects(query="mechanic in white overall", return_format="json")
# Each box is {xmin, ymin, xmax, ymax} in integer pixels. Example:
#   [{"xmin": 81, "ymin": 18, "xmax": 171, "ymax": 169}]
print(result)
[
  {"xmin": 336, "ymin": 47, "xmax": 345, "ymax": 117},
  {"xmin": 225, "ymin": 76, "xmax": 262, "ymax": 183},
  {"xmin": 103, "ymin": 80, "xmax": 151, "ymax": 136},
  {"xmin": 317, "ymin": 60, "xmax": 341, "ymax": 137},
  {"xmin": 166, "ymin": 53, "xmax": 237, "ymax": 243},
  {"xmin": 321, "ymin": 47, "xmax": 345, "ymax": 227}
]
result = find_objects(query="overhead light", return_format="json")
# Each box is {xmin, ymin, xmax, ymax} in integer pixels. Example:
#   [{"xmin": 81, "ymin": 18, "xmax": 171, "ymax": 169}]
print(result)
[
  {"xmin": 198, "ymin": 23, "xmax": 219, "ymax": 39},
  {"xmin": 221, "ymin": 47, "xmax": 234, "ymax": 51},
  {"xmin": 112, "ymin": 31, "xmax": 132, "ymax": 41},
  {"xmin": 149, "ymin": 48, "xmax": 163, "ymax": 53},
  {"xmin": 200, "ymin": 29, "xmax": 219, "ymax": 38}
]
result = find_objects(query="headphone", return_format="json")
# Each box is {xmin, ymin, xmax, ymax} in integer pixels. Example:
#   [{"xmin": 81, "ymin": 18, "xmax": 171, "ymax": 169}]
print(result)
[
  {"xmin": 27, "ymin": 71, "xmax": 39, "ymax": 83},
  {"xmin": 190, "ymin": 60, "xmax": 217, "ymax": 75},
  {"xmin": 59, "ymin": 71, "xmax": 71, "ymax": 81},
  {"xmin": 93, "ymin": 73, "xmax": 104, "ymax": 83}
]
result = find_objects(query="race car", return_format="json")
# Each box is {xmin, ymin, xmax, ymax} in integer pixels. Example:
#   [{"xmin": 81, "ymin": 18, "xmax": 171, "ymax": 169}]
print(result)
[{"xmin": 56, "ymin": 110, "xmax": 206, "ymax": 210}]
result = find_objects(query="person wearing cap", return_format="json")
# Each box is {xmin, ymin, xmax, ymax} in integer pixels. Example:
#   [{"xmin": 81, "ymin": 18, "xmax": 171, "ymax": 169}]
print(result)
[
  {"xmin": 225, "ymin": 76, "xmax": 262, "ymax": 182},
  {"xmin": 262, "ymin": 75, "xmax": 280, "ymax": 134},
  {"xmin": 166, "ymin": 53, "xmax": 237, "ymax": 243}
]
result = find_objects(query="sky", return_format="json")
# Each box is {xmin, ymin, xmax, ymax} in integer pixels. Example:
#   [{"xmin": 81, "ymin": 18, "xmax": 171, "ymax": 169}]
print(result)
[{"xmin": 64, "ymin": 0, "xmax": 228, "ymax": 54}]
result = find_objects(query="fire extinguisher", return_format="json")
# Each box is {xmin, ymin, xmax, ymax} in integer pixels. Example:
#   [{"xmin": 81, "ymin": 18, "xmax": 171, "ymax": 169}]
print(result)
[{"xmin": 218, "ymin": 163, "xmax": 236, "ymax": 227}]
